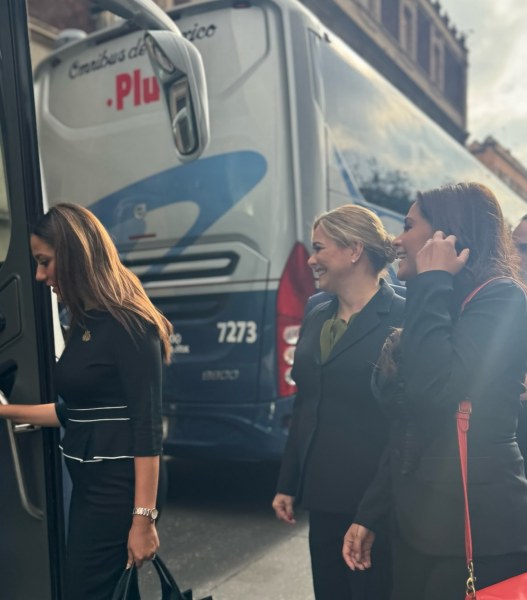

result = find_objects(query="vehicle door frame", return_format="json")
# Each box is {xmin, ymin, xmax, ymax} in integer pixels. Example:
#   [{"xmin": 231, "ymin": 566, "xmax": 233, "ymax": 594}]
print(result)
[{"xmin": 0, "ymin": 0, "xmax": 65, "ymax": 597}]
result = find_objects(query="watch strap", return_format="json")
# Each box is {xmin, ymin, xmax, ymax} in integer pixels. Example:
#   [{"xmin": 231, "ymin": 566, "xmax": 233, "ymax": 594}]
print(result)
[{"xmin": 132, "ymin": 507, "xmax": 158, "ymax": 522}]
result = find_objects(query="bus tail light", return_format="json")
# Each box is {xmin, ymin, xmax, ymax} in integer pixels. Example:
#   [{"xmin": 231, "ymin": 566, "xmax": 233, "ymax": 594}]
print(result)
[{"xmin": 276, "ymin": 242, "xmax": 315, "ymax": 398}]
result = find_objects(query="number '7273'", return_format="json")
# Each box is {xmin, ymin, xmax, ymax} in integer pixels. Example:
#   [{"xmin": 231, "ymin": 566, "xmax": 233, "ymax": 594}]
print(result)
[{"xmin": 216, "ymin": 321, "xmax": 257, "ymax": 343}]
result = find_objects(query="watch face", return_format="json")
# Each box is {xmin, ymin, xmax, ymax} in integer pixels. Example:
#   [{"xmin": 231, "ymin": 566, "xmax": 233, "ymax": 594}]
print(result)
[{"xmin": 151, "ymin": 509, "xmax": 159, "ymax": 520}]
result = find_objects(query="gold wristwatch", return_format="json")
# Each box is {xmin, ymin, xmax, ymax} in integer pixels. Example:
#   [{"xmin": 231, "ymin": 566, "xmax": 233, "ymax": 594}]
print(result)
[{"xmin": 132, "ymin": 507, "xmax": 159, "ymax": 523}]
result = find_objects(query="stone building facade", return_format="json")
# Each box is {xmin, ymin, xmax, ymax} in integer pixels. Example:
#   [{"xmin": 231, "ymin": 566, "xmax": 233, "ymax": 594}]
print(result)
[
  {"xmin": 27, "ymin": 0, "xmax": 94, "ymax": 68},
  {"xmin": 301, "ymin": 0, "xmax": 468, "ymax": 143},
  {"xmin": 470, "ymin": 137, "xmax": 527, "ymax": 203},
  {"xmin": 26, "ymin": 0, "xmax": 173, "ymax": 67}
]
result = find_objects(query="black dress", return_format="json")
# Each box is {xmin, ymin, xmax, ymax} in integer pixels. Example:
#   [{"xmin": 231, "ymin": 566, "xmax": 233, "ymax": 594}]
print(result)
[{"xmin": 54, "ymin": 309, "xmax": 163, "ymax": 600}]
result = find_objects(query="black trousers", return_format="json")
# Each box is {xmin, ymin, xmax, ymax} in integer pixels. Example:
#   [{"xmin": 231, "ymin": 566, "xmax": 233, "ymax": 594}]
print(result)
[
  {"xmin": 391, "ymin": 525, "xmax": 527, "ymax": 600},
  {"xmin": 308, "ymin": 511, "xmax": 392, "ymax": 600},
  {"xmin": 64, "ymin": 458, "xmax": 140, "ymax": 600}
]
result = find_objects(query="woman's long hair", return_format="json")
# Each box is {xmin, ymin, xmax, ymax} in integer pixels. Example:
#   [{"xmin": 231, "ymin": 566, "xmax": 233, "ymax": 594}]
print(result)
[
  {"xmin": 416, "ymin": 182, "xmax": 522, "ymax": 307},
  {"xmin": 33, "ymin": 203, "xmax": 173, "ymax": 363},
  {"xmin": 377, "ymin": 182, "xmax": 521, "ymax": 382}
]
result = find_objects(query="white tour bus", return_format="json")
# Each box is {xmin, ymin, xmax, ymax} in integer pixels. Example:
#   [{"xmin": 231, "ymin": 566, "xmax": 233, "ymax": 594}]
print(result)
[{"xmin": 34, "ymin": 0, "xmax": 527, "ymax": 461}]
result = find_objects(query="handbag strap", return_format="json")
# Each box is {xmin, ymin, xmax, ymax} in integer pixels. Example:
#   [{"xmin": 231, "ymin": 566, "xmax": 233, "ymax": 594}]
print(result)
[
  {"xmin": 457, "ymin": 276, "xmax": 519, "ymax": 598},
  {"xmin": 111, "ymin": 555, "xmax": 193, "ymax": 600},
  {"xmin": 456, "ymin": 400, "xmax": 476, "ymax": 597},
  {"xmin": 460, "ymin": 276, "xmax": 509, "ymax": 312},
  {"xmin": 111, "ymin": 566, "xmax": 137, "ymax": 600},
  {"xmin": 152, "ymin": 555, "xmax": 186, "ymax": 600}
]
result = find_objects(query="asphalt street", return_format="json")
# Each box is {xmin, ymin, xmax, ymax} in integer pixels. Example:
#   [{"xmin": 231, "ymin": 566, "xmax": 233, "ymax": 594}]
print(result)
[{"xmin": 138, "ymin": 458, "xmax": 315, "ymax": 600}]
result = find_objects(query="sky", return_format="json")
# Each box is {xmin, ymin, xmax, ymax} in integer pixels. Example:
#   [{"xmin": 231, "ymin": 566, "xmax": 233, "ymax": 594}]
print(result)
[{"xmin": 438, "ymin": 0, "xmax": 527, "ymax": 166}]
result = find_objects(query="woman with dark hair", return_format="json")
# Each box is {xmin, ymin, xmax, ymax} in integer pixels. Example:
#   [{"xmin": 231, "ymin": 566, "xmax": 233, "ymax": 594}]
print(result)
[
  {"xmin": 343, "ymin": 183, "xmax": 527, "ymax": 599},
  {"xmin": 0, "ymin": 203, "xmax": 172, "ymax": 600},
  {"xmin": 273, "ymin": 204, "xmax": 405, "ymax": 599}
]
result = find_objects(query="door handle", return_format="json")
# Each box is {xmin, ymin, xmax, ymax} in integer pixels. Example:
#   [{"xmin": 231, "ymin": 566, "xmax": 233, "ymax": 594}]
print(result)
[
  {"xmin": 0, "ymin": 391, "xmax": 44, "ymax": 520},
  {"xmin": 13, "ymin": 423, "xmax": 41, "ymax": 433}
]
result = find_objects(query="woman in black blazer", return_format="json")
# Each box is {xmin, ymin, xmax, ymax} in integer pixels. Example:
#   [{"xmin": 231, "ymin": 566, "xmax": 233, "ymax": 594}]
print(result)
[
  {"xmin": 272, "ymin": 205, "xmax": 405, "ymax": 599},
  {"xmin": 344, "ymin": 183, "xmax": 527, "ymax": 599}
]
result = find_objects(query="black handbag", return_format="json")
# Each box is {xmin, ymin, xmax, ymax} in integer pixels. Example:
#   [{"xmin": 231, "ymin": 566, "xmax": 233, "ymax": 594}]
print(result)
[{"xmin": 111, "ymin": 555, "xmax": 213, "ymax": 600}]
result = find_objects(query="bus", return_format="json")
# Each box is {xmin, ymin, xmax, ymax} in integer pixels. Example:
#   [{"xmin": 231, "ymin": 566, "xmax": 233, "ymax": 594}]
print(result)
[
  {"xmin": 0, "ymin": 0, "xmax": 208, "ymax": 597},
  {"xmin": 34, "ymin": 0, "xmax": 527, "ymax": 462}
]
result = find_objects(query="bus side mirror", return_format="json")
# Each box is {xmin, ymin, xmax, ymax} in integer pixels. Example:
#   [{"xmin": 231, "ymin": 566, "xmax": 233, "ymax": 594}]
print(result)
[
  {"xmin": 93, "ymin": 0, "xmax": 210, "ymax": 161},
  {"xmin": 145, "ymin": 31, "xmax": 210, "ymax": 161}
]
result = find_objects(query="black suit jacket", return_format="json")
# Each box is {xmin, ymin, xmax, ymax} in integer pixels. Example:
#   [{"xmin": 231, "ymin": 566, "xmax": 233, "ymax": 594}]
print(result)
[
  {"xmin": 305, "ymin": 284, "xmax": 406, "ymax": 316},
  {"xmin": 356, "ymin": 271, "xmax": 527, "ymax": 557},
  {"xmin": 276, "ymin": 280, "xmax": 405, "ymax": 514}
]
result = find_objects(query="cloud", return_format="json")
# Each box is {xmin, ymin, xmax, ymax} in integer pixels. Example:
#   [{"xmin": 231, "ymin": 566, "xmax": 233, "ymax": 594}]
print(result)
[{"xmin": 440, "ymin": 0, "xmax": 527, "ymax": 164}]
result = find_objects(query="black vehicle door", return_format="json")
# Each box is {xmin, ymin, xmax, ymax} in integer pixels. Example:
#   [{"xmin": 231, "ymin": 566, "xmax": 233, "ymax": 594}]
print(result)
[{"xmin": 0, "ymin": 0, "xmax": 64, "ymax": 597}]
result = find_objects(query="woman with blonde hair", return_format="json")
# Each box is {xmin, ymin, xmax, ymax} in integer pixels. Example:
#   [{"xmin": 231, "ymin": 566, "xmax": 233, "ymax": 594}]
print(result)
[
  {"xmin": 272, "ymin": 204, "xmax": 404, "ymax": 599},
  {"xmin": 0, "ymin": 203, "xmax": 172, "ymax": 600}
]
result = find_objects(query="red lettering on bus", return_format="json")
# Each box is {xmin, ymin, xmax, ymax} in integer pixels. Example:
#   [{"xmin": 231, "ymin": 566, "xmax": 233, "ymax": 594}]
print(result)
[
  {"xmin": 133, "ymin": 69, "xmax": 141, "ymax": 106},
  {"xmin": 116, "ymin": 73, "xmax": 132, "ymax": 110},
  {"xmin": 113, "ymin": 70, "xmax": 160, "ymax": 111},
  {"xmin": 143, "ymin": 77, "xmax": 160, "ymax": 104}
]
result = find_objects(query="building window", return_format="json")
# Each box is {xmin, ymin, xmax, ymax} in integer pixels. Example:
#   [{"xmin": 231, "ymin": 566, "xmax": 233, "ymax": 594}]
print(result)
[
  {"xmin": 401, "ymin": 5, "xmax": 414, "ymax": 55},
  {"xmin": 358, "ymin": 0, "xmax": 378, "ymax": 15},
  {"xmin": 444, "ymin": 44, "xmax": 465, "ymax": 110},
  {"xmin": 381, "ymin": 0, "xmax": 400, "ymax": 40},
  {"xmin": 432, "ymin": 43, "xmax": 443, "ymax": 89},
  {"xmin": 417, "ymin": 7, "xmax": 431, "ymax": 73}
]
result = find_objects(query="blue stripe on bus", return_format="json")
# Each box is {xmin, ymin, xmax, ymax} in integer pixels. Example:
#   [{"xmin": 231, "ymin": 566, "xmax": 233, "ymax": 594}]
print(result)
[{"xmin": 89, "ymin": 150, "xmax": 267, "ymax": 258}]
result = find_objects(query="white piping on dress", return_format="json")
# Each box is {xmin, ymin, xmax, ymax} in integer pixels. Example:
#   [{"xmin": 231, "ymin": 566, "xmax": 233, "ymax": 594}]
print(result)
[
  {"xmin": 67, "ymin": 406, "xmax": 127, "ymax": 411},
  {"xmin": 59, "ymin": 447, "xmax": 134, "ymax": 462},
  {"xmin": 68, "ymin": 418, "xmax": 130, "ymax": 422}
]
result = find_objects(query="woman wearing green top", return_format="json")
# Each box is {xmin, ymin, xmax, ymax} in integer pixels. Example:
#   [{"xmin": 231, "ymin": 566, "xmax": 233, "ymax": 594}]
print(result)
[{"xmin": 272, "ymin": 205, "xmax": 405, "ymax": 600}]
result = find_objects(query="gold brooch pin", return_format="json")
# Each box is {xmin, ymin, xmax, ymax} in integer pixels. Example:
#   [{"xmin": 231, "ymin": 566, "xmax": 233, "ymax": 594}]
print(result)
[{"xmin": 82, "ymin": 330, "xmax": 91, "ymax": 342}]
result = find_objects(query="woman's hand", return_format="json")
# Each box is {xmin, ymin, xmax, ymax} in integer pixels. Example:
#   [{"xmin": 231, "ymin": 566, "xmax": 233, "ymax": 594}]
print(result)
[
  {"xmin": 416, "ymin": 230, "xmax": 470, "ymax": 275},
  {"xmin": 127, "ymin": 517, "xmax": 159, "ymax": 569},
  {"xmin": 272, "ymin": 493, "xmax": 296, "ymax": 524},
  {"xmin": 342, "ymin": 523, "xmax": 375, "ymax": 571}
]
